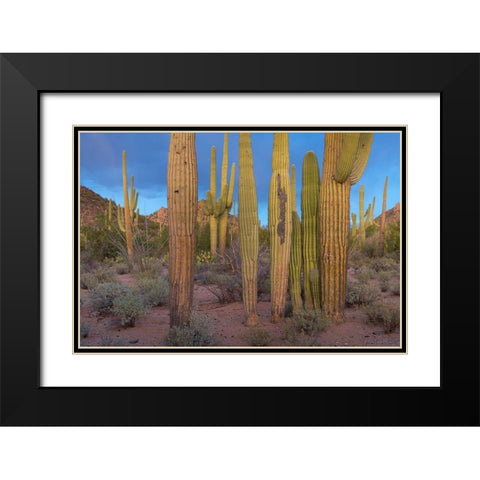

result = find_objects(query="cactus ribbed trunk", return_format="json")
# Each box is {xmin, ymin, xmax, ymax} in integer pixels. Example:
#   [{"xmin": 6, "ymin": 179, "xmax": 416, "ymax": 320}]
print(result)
[
  {"xmin": 319, "ymin": 133, "xmax": 350, "ymax": 322},
  {"xmin": 208, "ymin": 146, "xmax": 218, "ymax": 255},
  {"xmin": 378, "ymin": 176, "xmax": 388, "ymax": 256},
  {"xmin": 301, "ymin": 151, "xmax": 320, "ymax": 310},
  {"xmin": 359, "ymin": 185, "xmax": 365, "ymax": 248},
  {"xmin": 218, "ymin": 133, "xmax": 232, "ymax": 255},
  {"xmin": 238, "ymin": 133, "xmax": 259, "ymax": 326},
  {"xmin": 167, "ymin": 133, "xmax": 198, "ymax": 327},
  {"xmin": 319, "ymin": 132, "xmax": 373, "ymax": 322},
  {"xmin": 122, "ymin": 151, "xmax": 134, "ymax": 268},
  {"xmin": 289, "ymin": 165, "xmax": 303, "ymax": 311},
  {"xmin": 268, "ymin": 133, "xmax": 292, "ymax": 323}
]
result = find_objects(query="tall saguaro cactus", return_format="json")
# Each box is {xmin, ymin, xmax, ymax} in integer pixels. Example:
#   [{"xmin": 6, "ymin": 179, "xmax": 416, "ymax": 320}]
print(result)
[
  {"xmin": 378, "ymin": 176, "xmax": 388, "ymax": 256},
  {"xmin": 301, "ymin": 151, "xmax": 320, "ymax": 310},
  {"xmin": 203, "ymin": 146, "xmax": 220, "ymax": 255},
  {"xmin": 319, "ymin": 132, "xmax": 373, "ymax": 321},
  {"xmin": 268, "ymin": 133, "xmax": 292, "ymax": 323},
  {"xmin": 238, "ymin": 133, "xmax": 259, "ymax": 326},
  {"xmin": 358, "ymin": 185, "xmax": 366, "ymax": 248},
  {"xmin": 167, "ymin": 133, "xmax": 198, "ymax": 327},
  {"xmin": 289, "ymin": 165, "xmax": 303, "ymax": 311},
  {"xmin": 121, "ymin": 151, "xmax": 135, "ymax": 267},
  {"xmin": 218, "ymin": 133, "xmax": 236, "ymax": 255}
]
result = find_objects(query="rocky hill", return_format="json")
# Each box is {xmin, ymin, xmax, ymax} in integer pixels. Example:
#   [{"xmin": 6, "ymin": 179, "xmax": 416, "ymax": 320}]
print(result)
[
  {"xmin": 80, "ymin": 186, "xmax": 114, "ymax": 226},
  {"xmin": 375, "ymin": 202, "xmax": 400, "ymax": 224}
]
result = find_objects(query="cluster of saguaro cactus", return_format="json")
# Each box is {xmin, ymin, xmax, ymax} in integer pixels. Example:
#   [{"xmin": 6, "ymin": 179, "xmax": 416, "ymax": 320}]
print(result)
[
  {"xmin": 203, "ymin": 134, "xmax": 236, "ymax": 256},
  {"xmin": 167, "ymin": 133, "xmax": 198, "ymax": 327},
  {"xmin": 238, "ymin": 133, "xmax": 259, "ymax": 326},
  {"xmin": 378, "ymin": 176, "xmax": 388, "ymax": 256},
  {"xmin": 358, "ymin": 185, "xmax": 366, "ymax": 247},
  {"xmin": 268, "ymin": 133, "xmax": 292, "ymax": 323},
  {"xmin": 301, "ymin": 151, "xmax": 321, "ymax": 310},
  {"xmin": 319, "ymin": 133, "xmax": 373, "ymax": 321},
  {"xmin": 288, "ymin": 165, "xmax": 303, "ymax": 311}
]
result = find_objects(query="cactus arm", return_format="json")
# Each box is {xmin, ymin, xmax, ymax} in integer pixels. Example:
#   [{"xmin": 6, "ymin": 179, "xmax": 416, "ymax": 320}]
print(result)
[
  {"xmin": 378, "ymin": 176, "xmax": 388, "ymax": 256},
  {"xmin": 349, "ymin": 133, "xmax": 374, "ymax": 185},
  {"xmin": 334, "ymin": 133, "xmax": 360, "ymax": 183}
]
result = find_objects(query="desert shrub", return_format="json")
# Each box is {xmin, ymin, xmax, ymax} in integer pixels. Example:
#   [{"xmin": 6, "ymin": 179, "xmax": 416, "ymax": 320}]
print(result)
[
  {"xmin": 112, "ymin": 290, "xmax": 147, "ymax": 327},
  {"xmin": 136, "ymin": 277, "xmax": 169, "ymax": 307},
  {"xmin": 80, "ymin": 264, "xmax": 117, "ymax": 289},
  {"xmin": 196, "ymin": 250, "xmax": 215, "ymax": 265},
  {"xmin": 385, "ymin": 221, "xmax": 401, "ymax": 253},
  {"xmin": 370, "ymin": 257, "xmax": 396, "ymax": 272},
  {"xmin": 114, "ymin": 262, "xmax": 129, "ymax": 275},
  {"xmin": 365, "ymin": 223, "xmax": 379, "ymax": 238},
  {"xmin": 164, "ymin": 314, "xmax": 218, "ymax": 346},
  {"xmin": 135, "ymin": 256, "xmax": 164, "ymax": 280},
  {"xmin": 282, "ymin": 309, "xmax": 329, "ymax": 345},
  {"xmin": 355, "ymin": 265, "xmax": 375, "ymax": 283},
  {"xmin": 389, "ymin": 277, "xmax": 401, "ymax": 296},
  {"xmin": 80, "ymin": 323, "xmax": 91, "ymax": 338},
  {"xmin": 240, "ymin": 326, "xmax": 272, "ymax": 346},
  {"xmin": 363, "ymin": 236, "xmax": 379, "ymax": 258},
  {"xmin": 204, "ymin": 271, "xmax": 242, "ymax": 303},
  {"xmin": 378, "ymin": 271, "xmax": 392, "ymax": 292},
  {"xmin": 345, "ymin": 280, "xmax": 379, "ymax": 306},
  {"xmin": 362, "ymin": 301, "xmax": 400, "ymax": 333},
  {"xmin": 89, "ymin": 282, "xmax": 129, "ymax": 314}
]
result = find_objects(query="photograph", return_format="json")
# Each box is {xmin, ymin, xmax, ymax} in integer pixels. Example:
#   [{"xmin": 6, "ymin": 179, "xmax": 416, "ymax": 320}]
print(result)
[{"xmin": 77, "ymin": 128, "xmax": 404, "ymax": 351}]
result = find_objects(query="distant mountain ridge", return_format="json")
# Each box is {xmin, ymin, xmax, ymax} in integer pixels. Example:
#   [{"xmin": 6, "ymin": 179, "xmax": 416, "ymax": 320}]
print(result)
[{"xmin": 80, "ymin": 185, "xmax": 398, "ymax": 229}]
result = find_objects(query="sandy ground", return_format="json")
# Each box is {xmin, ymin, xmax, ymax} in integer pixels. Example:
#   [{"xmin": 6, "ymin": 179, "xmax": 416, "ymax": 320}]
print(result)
[{"xmin": 80, "ymin": 273, "xmax": 400, "ymax": 348}]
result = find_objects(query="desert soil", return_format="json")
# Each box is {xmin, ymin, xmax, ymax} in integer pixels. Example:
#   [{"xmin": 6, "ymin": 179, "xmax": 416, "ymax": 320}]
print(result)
[{"xmin": 79, "ymin": 273, "xmax": 401, "ymax": 348}]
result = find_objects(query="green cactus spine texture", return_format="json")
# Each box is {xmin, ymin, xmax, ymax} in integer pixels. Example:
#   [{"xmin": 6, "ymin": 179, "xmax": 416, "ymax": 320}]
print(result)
[
  {"xmin": 203, "ymin": 145, "xmax": 219, "ymax": 256},
  {"xmin": 238, "ymin": 133, "xmax": 259, "ymax": 326},
  {"xmin": 167, "ymin": 133, "xmax": 198, "ymax": 327},
  {"xmin": 358, "ymin": 185, "xmax": 366, "ymax": 247},
  {"xmin": 319, "ymin": 133, "xmax": 373, "ymax": 322},
  {"xmin": 218, "ymin": 133, "xmax": 236, "ymax": 255},
  {"xmin": 289, "ymin": 164, "xmax": 303, "ymax": 311},
  {"xmin": 121, "ymin": 151, "xmax": 134, "ymax": 267},
  {"xmin": 378, "ymin": 176, "xmax": 388, "ymax": 256},
  {"xmin": 301, "ymin": 150, "xmax": 321, "ymax": 310},
  {"xmin": 268, "ymin": 133, "xmax": 292, "ymax": 323}
]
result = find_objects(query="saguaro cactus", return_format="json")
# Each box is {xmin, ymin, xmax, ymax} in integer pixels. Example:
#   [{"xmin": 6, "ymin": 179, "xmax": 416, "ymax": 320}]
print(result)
[
  {"xmin": 268, "ymin": 133, "xmax": 292, "ymax": 323},
  {"xmin": 289, "ymin": 165, "xmax": 303, "ymax": 311},
  {"xmin": 319, "ymin": 132, "xmax": 373, "ymax": 321},
  {"xmin": 378, "ymin": 176, "xmax": 388, "ymax": 256},
  {"xmin": 218, "ymin": 133, "xmax": 236, "ymax": 255},
  {"xmin": 301, "ymin": 151, "xmax": 321, "ymax": 310},
  {"xmin": 167, "ymin": 133, "xmax": 198, "ymax": 327},
  {"xmin": 238, "ymin": 133, "xmax": 259, "ymax": 326},
  {"xmin": 351, "ymin": 212, "xmax": 357, "ymax": 238},
  {"xmin": 358, "ymin": 185, "xmax": 366, "ymax": 248},
  {"xmin": 203, "ymin": 146, "xmax": 220, "ymax": 255},
  {"xmin": 121, "ymin": 151, "xmax": 135, "ymax": 267}
]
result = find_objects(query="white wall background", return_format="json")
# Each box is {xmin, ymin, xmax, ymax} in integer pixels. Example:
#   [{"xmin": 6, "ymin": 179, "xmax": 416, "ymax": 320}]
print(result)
[{"xmin": 1, "ymin": 2, "xmax": 479, "ymax": 479}]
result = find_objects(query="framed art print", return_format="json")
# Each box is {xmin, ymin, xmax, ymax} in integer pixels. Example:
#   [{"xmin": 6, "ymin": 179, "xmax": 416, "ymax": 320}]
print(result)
[{"xmin": 0, "ymin": 54, "xmax": 478, "ymax": 425}]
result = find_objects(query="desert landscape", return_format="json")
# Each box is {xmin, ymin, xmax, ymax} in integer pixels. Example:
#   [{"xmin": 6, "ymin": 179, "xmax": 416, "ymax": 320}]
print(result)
[{"xmin": 79, "ymin": 131, "xmax": 401, "ymax": 349}]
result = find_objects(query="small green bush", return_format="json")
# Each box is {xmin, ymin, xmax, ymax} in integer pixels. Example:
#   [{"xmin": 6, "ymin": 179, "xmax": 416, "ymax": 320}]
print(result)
[
  {"xmin": 378, "ymin": 271, "xmax": 392, "ymax": 292},
  {"xmin": 114, "ymin": 263, "xmax": 129, "ymax": 275},
  {"xmin": 164, "ymin": 314, "xmax": 218, "ymax": 346},
  {"xmin": 282, "ymin": 310, "xmax": 328, "ymax": 345},
  {"xmin": 240, "ymin": 326, "xmax": 272, "ymax": 346},
  {"xmin": 80, "ymin": 264, "xmax": 117, "ymax": 289},
  {"xmin": 112, "ymin": 290, "xmax": 147, "ymax": 327},
  {"xmin": 136, "ymin": 277, "xmax": 169, "ymax": 307},
  {"xmin": 89, "ymin": 282, "xmax": 129, "ymax": 314},
  {"xmin": 362, "ymin": 301, "xmax": 400, "ymax": 333},
  {"xmin": 99, "ymin": 335, "xmax": 128, "ymax": 346},
  {"xmin": 345, "ymin": 281, "xmax": 379, "ymax": 306},
  {"xmin": 355, "ymin": 265, "xmax": 375, "ymax": 283},
  {"xmin": 204, "ymin": 272, "xmax": 242, "ymax": 303},
  {"xmin": 135, "ymin": 256, "xmax": 165, "ymax": 280},
  {"xmin": 389, "ymin": 278, "xmax": 401, "ymax": 296}
]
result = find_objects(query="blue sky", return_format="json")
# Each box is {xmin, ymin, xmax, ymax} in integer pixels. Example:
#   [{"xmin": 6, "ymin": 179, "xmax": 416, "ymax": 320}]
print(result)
[{"xmin": 80, "ymin": 131, "xmax": 400, "ymax": 226}]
